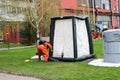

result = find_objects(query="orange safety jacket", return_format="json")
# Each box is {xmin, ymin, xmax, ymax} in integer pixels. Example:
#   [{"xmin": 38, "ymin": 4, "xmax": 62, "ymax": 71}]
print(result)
[
  {"xmin": 92, "ymin": 32, "xmax": 97, "ymax": 39},
  {"xmin": 37, "ymin": 42, "xmax": 52, "ymax": 62},
  {"xmin": 44, "ymin": 42, "xmax": 52, "ymax": 52}
]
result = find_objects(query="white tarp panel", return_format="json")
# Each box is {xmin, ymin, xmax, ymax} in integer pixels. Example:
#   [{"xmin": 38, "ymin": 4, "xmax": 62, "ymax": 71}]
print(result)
[
  {"xmin": 76, "ymin": 19, "xmax": 90, "ymax": 57},
  {"xmin": 53, "ymin": 19, "xmax": 74, "ymax": 58}
]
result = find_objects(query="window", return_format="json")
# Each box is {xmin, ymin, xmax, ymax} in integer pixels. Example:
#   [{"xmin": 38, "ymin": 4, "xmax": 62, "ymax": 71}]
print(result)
[
  {"xmin": 89, "ymin": 0, "xmax": 94, "ymax": 8},
  {"xmin": 95, "ymin": 0, "xmax": 102, "ymax": 8},
  {"xmin": 114, "ymin": 6, "xmax": 117, "ymax": 10},
  {"xmin": 105, "ymin": 0, "xmax": 111, "ymax": 10},
  {"xmin": 95, "ymin": 0, "xmax": 110, "ymax": 10},
  {"xmin": 97, "ymin": 16, "xmax": 112, "ymax": 27},
  {"xmin": 78, "ymin": 0, "xmax": 87, "ymax": 7}
]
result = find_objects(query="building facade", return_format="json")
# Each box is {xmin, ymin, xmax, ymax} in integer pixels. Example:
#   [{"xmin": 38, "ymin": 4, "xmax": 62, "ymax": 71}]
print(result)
[
  {"xmin": 0, "ymin": 0, "xmax": 120, "ymax": 43},
  {"xmin": 60, "ymin": 0, "xmax": 120, "ymax": 29},
  {"xmin": 0, "ymin": 0, "xmax": 27, "ymax": 43}
]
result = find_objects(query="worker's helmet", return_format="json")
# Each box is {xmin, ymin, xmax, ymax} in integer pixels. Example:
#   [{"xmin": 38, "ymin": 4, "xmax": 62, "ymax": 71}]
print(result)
[{"xmin": 39, "ymin": 40, "xmax": 46, "ymax": 45}]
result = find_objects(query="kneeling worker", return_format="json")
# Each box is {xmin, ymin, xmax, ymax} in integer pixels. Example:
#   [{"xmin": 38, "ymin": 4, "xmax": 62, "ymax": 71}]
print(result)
[{"xmin": 37, "ymin": 40, "xmax": 52, "ymax": 62}]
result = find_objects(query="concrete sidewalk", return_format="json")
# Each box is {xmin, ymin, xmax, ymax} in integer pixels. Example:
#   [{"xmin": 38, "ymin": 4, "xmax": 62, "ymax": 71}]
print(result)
[
  {"xmin": 0, "ymin": 45, "xmax": 36, "ymax": 51},
  {"xmin": 0, "ymin": 73, "xmax": 41, "ymax": 80}
]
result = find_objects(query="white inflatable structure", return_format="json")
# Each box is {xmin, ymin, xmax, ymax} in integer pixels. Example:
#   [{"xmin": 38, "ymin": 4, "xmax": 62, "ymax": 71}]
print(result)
[{"xmin": 50, "ymin": 16, "xmax": 95, "ymax": 61}]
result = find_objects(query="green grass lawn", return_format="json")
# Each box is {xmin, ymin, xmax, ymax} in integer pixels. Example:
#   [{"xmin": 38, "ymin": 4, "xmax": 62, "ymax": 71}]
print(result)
[
  {"xmin": 0, "ymin": 40, "xmax": 120, "ymax": 80},
  {"xmin": 0, "ymin": 43, "xmax": 25, "ymax": 48}
]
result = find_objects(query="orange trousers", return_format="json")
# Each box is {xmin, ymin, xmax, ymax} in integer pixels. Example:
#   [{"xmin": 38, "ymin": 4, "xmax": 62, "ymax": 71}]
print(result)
[
  {"xmin": 92, "ymin": 32, "xmax": 97, "ymax": 39},
  {"xmin": 38, "ymin": 45, "xmax": 49, "ymax": 62}
]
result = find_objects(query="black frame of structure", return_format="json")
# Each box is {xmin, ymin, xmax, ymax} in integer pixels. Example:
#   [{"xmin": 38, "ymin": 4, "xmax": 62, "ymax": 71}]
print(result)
[{"xmin": 50, "ymin": 16, "xmax": 95, "ymax": 62}]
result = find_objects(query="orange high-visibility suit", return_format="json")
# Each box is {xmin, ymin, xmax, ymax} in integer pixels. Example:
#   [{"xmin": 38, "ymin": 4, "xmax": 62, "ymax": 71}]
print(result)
[
  {"xmin": 37, "ymin": 42, "xmax": 52, "ymax": 62},
  {"xmin": 96, "ymin": 31, "xmax": 101, "ymax": 39},
  {"xmin": 92, "ymin": 32, "xmax": 97, "ymax": 39}
]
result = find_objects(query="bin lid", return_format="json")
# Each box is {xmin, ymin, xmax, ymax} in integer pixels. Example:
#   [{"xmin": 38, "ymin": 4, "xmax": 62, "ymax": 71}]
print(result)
[{"xmin": 102, "ymin": 29, "xmax": 120, "ymax": 42}]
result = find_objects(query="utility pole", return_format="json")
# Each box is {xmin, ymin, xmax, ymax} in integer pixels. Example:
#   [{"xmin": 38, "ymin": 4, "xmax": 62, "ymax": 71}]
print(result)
[
  {"xmin": 87, "ymin": 0, "xmax": 90, "ymax": 16},
  {"xmin": 82, "ymin": 0, "xmax": 85, "ymax": 15},
  {"xmin": 92, "ymin": 0, "xmax": 95, "ymax": 28}
]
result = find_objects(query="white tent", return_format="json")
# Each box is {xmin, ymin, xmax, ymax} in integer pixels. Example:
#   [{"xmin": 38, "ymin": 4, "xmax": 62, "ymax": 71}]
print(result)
[{"xmin": 50, "ymin": 16, "xmax": 95, "ymax": 61}]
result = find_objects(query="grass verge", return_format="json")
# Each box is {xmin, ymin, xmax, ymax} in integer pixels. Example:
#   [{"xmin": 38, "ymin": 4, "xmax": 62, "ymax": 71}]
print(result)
[{"xmin": 0, "ymin": 40, "xmax": 120, "ymax": 80}]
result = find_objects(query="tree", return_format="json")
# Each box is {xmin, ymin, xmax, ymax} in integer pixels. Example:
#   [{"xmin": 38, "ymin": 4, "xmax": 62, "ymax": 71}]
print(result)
[
  {"xmin": 42, "ymin": 0, "xmax": 60, "ymax": 36},
  {"xmin": 24, "ymin": 0, "xmax": 60, "ymax": 44},
  {"xmin": 19, "ymin": 22, "xmax": 36, "ymax": 45}
]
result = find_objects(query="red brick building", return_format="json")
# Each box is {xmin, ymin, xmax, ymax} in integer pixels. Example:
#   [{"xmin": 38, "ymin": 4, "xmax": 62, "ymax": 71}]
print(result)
[
  {"xmin": 60, "ymin": 0, "xmax": 120, "ymax": 29},
  {"xmin": 0, "ymin": 23, "xmax": 23, "ymax": 43}
]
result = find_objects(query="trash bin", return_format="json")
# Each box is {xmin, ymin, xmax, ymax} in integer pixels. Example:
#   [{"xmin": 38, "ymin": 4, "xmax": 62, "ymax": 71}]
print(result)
[{"xmin": 102, "ymin": 29, "xmax": 120, "ymax": 63}]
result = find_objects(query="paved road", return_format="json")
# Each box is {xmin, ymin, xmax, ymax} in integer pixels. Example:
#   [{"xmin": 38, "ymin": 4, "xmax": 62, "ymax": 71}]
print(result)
[{"xmin": 0, "ymin": 73, "xmax": 41, "ymax": 80}]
